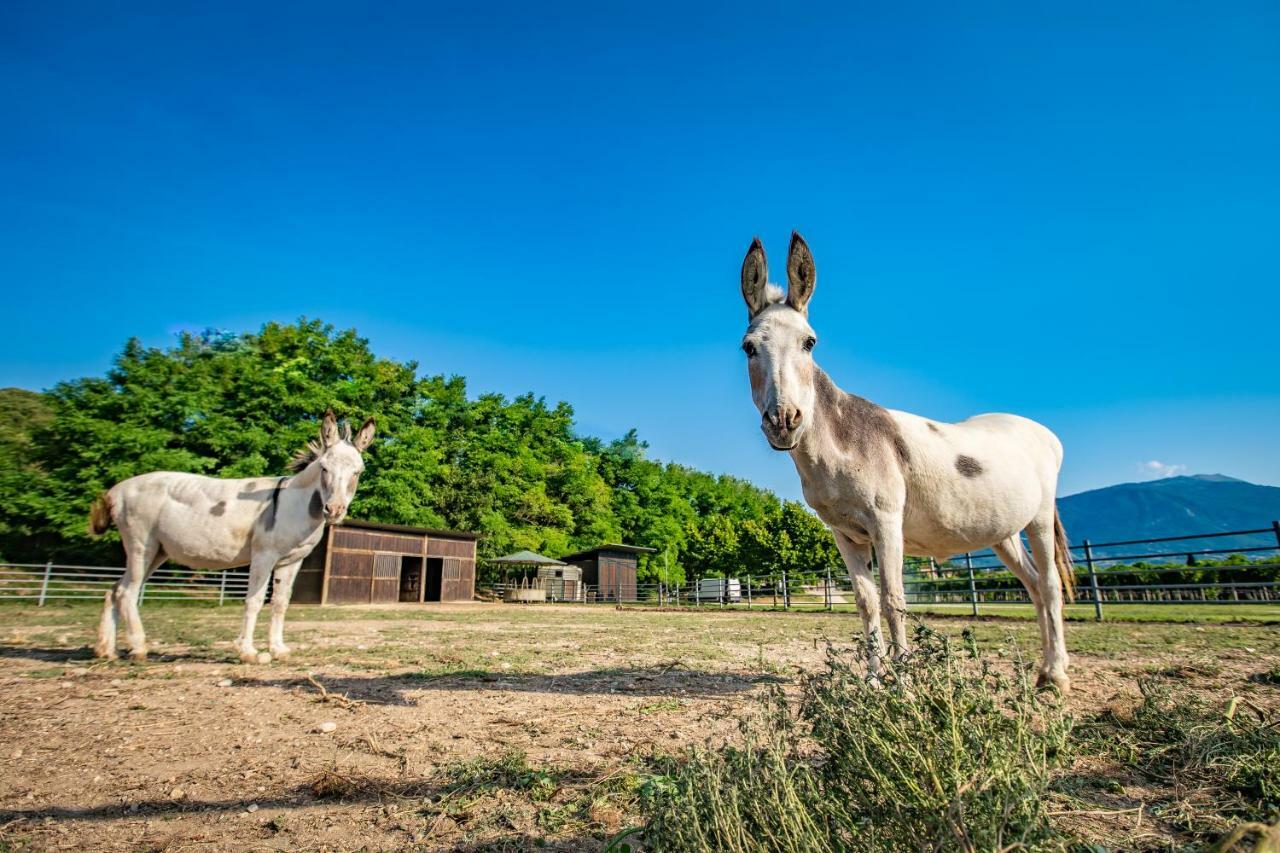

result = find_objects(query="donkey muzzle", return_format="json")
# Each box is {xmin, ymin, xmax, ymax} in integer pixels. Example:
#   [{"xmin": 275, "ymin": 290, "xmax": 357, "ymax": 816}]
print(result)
[{"xmin": 762, "ymin": 406, "xmax": 804, "ymax": 450}]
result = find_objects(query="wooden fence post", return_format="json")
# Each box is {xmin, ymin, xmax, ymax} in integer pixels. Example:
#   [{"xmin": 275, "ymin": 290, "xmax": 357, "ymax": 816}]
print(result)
[
  {"xmin": 746, "ymin": 575, "xmax": 752, "ymax": 609},
  {"xmin": 38, "ymin": 561, "xmax": 53, "ymax": 607},
  {"xmin": 1084, "ymin": 539, "xmax": 1103, "ymax": 621},
  {"xmin": 218, "ymin": 571, "xmax": 228, "ymax": 606},
  {"xmin": 965, "ymin": 553, "xmax": 978, "ymax": 617},
  {"xmin": 782, "ymin": 570, "xmax": 790, "ymax": 609},
  {"xmin": 825, "ymin": 567, "xmax": 833, "ymax": 611}
]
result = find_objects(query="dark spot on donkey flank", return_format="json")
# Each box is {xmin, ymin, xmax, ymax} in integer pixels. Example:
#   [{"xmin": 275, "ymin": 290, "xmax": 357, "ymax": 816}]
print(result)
[
  {"xmin": 955, "ymin": 455, "xmax": 984, "ymax": 477},
  {"xmin": 209, "ymin": 501, "xmax": 226, "ymax": 516}
]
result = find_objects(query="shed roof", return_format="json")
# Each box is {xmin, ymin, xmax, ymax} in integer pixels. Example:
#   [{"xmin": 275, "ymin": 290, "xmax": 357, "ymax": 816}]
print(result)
[
  {"xmin": 560, "ymin": 543, "xmax": 658, "ymax": 562},
  {"xmin": 490, "ymin": 549, "xmax": 567, "ymax": 566},
  {"xmin": 337, "ymin": 518, "xmax": 482, "ymax": 540}
]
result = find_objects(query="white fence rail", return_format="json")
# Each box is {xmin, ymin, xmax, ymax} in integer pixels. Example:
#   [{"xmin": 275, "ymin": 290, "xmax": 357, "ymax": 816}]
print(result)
[{"xmin": 0, "ymin": 563, "xmax": 251, "ymax": 605}]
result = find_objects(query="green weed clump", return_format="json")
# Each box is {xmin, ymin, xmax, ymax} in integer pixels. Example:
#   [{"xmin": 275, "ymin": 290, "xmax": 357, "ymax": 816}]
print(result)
[
  {"xmin": 639, "ymin": 627, "xmax": 1071, "ymax": 852},
  {"xmin": 1081, "ymin": 681, "xmax": 1280, "ymax": 839}
]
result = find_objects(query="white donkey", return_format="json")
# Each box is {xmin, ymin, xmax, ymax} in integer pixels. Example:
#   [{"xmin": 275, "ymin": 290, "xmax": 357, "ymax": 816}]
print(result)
[
  {"xmin": 740, "ymin": 234, "xmax": 1075, "ymax": 691},
  {"xmin": 90, "ymin": 410, "xmax": 374, "ymax": 663}
]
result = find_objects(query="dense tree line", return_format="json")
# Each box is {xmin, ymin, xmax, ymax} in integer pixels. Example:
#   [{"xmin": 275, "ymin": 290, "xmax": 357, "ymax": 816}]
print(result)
[{"xmin": 0, "ymin": 320, "xmax": 843, "ymax": 584}]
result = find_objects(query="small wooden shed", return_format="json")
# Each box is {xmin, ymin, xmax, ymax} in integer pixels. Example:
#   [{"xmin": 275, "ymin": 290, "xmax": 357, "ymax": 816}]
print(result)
[
  {"xmin": 292, "ymin": 520, "xmax": 480, "ymax": 605},
  {"xmin": 536, "ymin": 563, "xmax": 584, "ymax": 602},
  {"xmin": 561, "ymin": 544, "xmax": 656, "ymax": 602}
]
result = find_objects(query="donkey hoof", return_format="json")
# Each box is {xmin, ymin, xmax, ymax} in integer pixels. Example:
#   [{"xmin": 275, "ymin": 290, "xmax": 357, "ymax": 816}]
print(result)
[
  {"xmin": 94, "ymin": 645, "xmax": 118, "ymax": 661},
  {"xmin": 238, "ymin": 649, "xmax": 261, "ymax": 664},
  {"xmin": 128, "ymin": 648, "xmax": 148, "ymax": 662},
  {"xmin": 269, "ymin": 646, "xmax": 291, "ymax": 662},
  {"xmin": 1035, "ymin": 670, "xmax": 1070, "ymax": 694}
]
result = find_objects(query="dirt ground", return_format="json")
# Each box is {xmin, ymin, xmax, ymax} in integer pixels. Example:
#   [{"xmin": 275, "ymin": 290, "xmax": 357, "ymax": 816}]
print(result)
[{"xmin": 1, "ymin": 602, "xmax": 1278, "ymax": 851}]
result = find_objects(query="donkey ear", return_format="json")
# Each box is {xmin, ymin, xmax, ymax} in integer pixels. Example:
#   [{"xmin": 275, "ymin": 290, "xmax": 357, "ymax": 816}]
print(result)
[
  {"xmin": 320, "ymin": 409, "xmax": 341, "ymax": 448},
  {"xmin": 352, "ymin": 417, "xmax": 376, "ymax": 452},
  {"xmin": 741, "ymin": 237, "xmax": 770, "ymax": 318},
  {"xmin": 786, "ymin": 232, "xmax": 816, "ymax": 314}
]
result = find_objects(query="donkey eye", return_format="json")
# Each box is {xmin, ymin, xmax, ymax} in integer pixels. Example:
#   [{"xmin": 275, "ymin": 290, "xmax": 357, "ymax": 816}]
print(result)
[
  {"xmin": 803, "ymin": 337, "xmax": 817, "ymax": 352},
  {"xmin": 742, "ymin": 342, "xmax": 757, "ymax": 358}
]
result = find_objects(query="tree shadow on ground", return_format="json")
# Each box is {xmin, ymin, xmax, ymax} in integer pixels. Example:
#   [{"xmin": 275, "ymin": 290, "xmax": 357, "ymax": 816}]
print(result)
[
  {"xmin": 0, "ymin": 769, "xmax": 625, "ymax": 853},
  {"xmin": 244, "ymin": 664, "xmax": 787, "ymax": 706}
]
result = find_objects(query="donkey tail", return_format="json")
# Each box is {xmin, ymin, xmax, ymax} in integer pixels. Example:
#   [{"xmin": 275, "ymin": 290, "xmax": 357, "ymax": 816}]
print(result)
[
  {"xmin": 88, "ymin": 491, "xmax": 114, "ymax": 537},
  {"xmin": 1053, "ymin": 506, "xmax": 1076, "ymax": 602}
]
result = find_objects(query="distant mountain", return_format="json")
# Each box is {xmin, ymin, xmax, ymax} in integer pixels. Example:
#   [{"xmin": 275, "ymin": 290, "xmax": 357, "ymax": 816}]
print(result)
[{"xmin": 1057, "ymin": 475, "xmax": 1280, "ymax": 555}]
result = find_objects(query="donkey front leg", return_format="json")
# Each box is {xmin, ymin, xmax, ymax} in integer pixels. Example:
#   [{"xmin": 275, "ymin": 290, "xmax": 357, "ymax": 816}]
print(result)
[
  {"xmin": 267, "ymin": 560, "xmax": 302, "ymax": 661},
  {"xmin": 234, "ymin": 554, "xmax": 278, "ymax": 664},
  {"xmin": 833, "ymin": 532, "xmax": 885, "ymax": 678},
  {"xmin": 872, "ymin": 518, "xmax": 910, "ymax": 660}
]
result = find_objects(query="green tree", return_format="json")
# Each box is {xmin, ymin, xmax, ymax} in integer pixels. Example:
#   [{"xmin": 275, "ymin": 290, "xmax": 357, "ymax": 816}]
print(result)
[{"xmin": 0, "ymin": 319, "xmax": 844, "ymax": 581}]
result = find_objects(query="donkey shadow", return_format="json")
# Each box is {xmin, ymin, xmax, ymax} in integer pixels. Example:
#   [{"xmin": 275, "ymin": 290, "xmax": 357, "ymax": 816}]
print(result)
[
  {"xmin": 0, "ymin": 643, "xmax": 227, "ymax": 666},
  {"xmin": 245, "ymin": 664, "xmax": 786, "ymax": 706}
]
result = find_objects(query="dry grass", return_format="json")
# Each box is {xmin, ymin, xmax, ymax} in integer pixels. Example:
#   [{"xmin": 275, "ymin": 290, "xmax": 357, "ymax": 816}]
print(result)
[{"xmin": 0, "ymin": 602, "xmax": 1278, "ymax": 850}]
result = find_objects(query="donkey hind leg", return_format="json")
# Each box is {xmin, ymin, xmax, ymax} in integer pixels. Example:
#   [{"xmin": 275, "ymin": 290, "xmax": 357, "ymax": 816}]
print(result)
[
  {"xmin": 1026, "ymin": 514, "xmax": 1070, "ymax": 692},
  {"xmin": 833, "ymin": 532, "xmax": 885, "ymax": 678},
  {"xmin": 96, "ymin": 583, "xmax": 121, "ymax": 660},
  {"xmin": 235, "ymin": 554, "xmax": 278, "ymax": 664},
  {"xmin": 267, "ymin": 560, "xmax": 302, "ymax": 661},
  {"xmin": 991, "ymin": 536, "xmax": 1051, "ymax": 675},
  {"xmin": 113, "ymin": 542, "xmax": 166, "ymax": 661}
]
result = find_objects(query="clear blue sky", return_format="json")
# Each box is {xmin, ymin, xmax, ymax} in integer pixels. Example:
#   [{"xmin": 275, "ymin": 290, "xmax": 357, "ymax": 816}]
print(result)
[{"xmin": 3, "ymin": 2, "xmax": 1278, "ymax": 500}]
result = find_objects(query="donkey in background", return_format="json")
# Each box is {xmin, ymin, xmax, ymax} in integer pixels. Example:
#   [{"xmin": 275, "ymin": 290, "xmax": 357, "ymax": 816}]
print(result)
[
  {"xmin": 90, "ymin": 410, "xmax": 374, "ymax": 663},
  {"xmin": 740, "ymin": 233, "xmax": 1076, "ymax": 691}
]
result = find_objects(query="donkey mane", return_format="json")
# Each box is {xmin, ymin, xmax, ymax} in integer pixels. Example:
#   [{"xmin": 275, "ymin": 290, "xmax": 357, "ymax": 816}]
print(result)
[{"xmin": 286, "ymin": 421, "xmax": 354, "ymax": 473}]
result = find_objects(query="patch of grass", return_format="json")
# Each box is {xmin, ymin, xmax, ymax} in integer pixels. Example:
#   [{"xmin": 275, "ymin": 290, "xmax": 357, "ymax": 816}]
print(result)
[
  {"xmin": 1253, "ymin": 663, "xmax": 1280, "ymax": 686},
  {"xmin": 638, "ymin": 626, "xmax": 1072, "ymax": 851},
  {"xmin": 1146, "ymin": 657, "xmax": 1225, "ymax": 679},
  {"xmin": 310, "ymin": 768, "xmax": 362, "ymax": 799},
  {"xmin": 417, "ymin": 752, "xmax": 645, "ymax": 844},
  {"xmin": 443, "ymin": 751, "xmax": 561, "ymax": 802},
  {"xmin": 1077, "ymin": 680, "xmax": 1280, "ymax": 841},
  {"xmin": 637, "ymin": 699, "xmax": 682, "ymax": 715}
]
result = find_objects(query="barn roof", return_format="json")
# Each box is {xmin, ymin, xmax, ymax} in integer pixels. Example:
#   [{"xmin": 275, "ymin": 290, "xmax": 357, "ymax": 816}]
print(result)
[
  {"xmin": 337, "ymin": 518, "xmax": 482, "ymax": 540},
  {"xmin": 490, "ymin": 549, "xmax": 566, "ymax": 566},
  {"xmin": 560, "ymin": 543, "xmax": 658, "ymax": 561}
]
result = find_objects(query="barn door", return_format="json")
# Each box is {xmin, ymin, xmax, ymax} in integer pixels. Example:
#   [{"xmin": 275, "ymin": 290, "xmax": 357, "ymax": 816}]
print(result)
[
  {"xmin": 441, "ymin": 557, "xmax": 462, "ymax": 600},
  {"xmin": 371, "ymin": 553, "xmax": 400, "ymax": 603}
]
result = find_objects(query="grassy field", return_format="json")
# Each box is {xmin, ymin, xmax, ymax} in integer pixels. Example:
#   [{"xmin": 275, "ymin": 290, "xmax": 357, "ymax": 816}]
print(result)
[
  {"xmin": 1, "ymin": 601, "xmax": 1278, "ymax": 850},
  {"xmin": 674, "ymin": 599, "xmax": 1280, "ymax": 624}
]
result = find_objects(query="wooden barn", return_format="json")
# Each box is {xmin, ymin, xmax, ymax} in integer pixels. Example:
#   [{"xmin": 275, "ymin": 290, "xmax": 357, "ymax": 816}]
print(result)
[
  {"xmin": 292, "ymin": 520, "xmax": 480, "ymax": 605},
  {"xmin": 561, "ymin": 544, "xmax": 656, "ymax": 602}
]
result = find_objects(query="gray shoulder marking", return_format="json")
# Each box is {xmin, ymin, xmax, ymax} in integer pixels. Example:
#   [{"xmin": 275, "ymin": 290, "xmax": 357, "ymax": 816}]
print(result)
[
  {"xmin": 955, "ymin": 455, "xmax": 984, "ymax": 477},
  {"xmin": 814, "ymin": 369, "xmax": 910, "ymax": 467}
]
